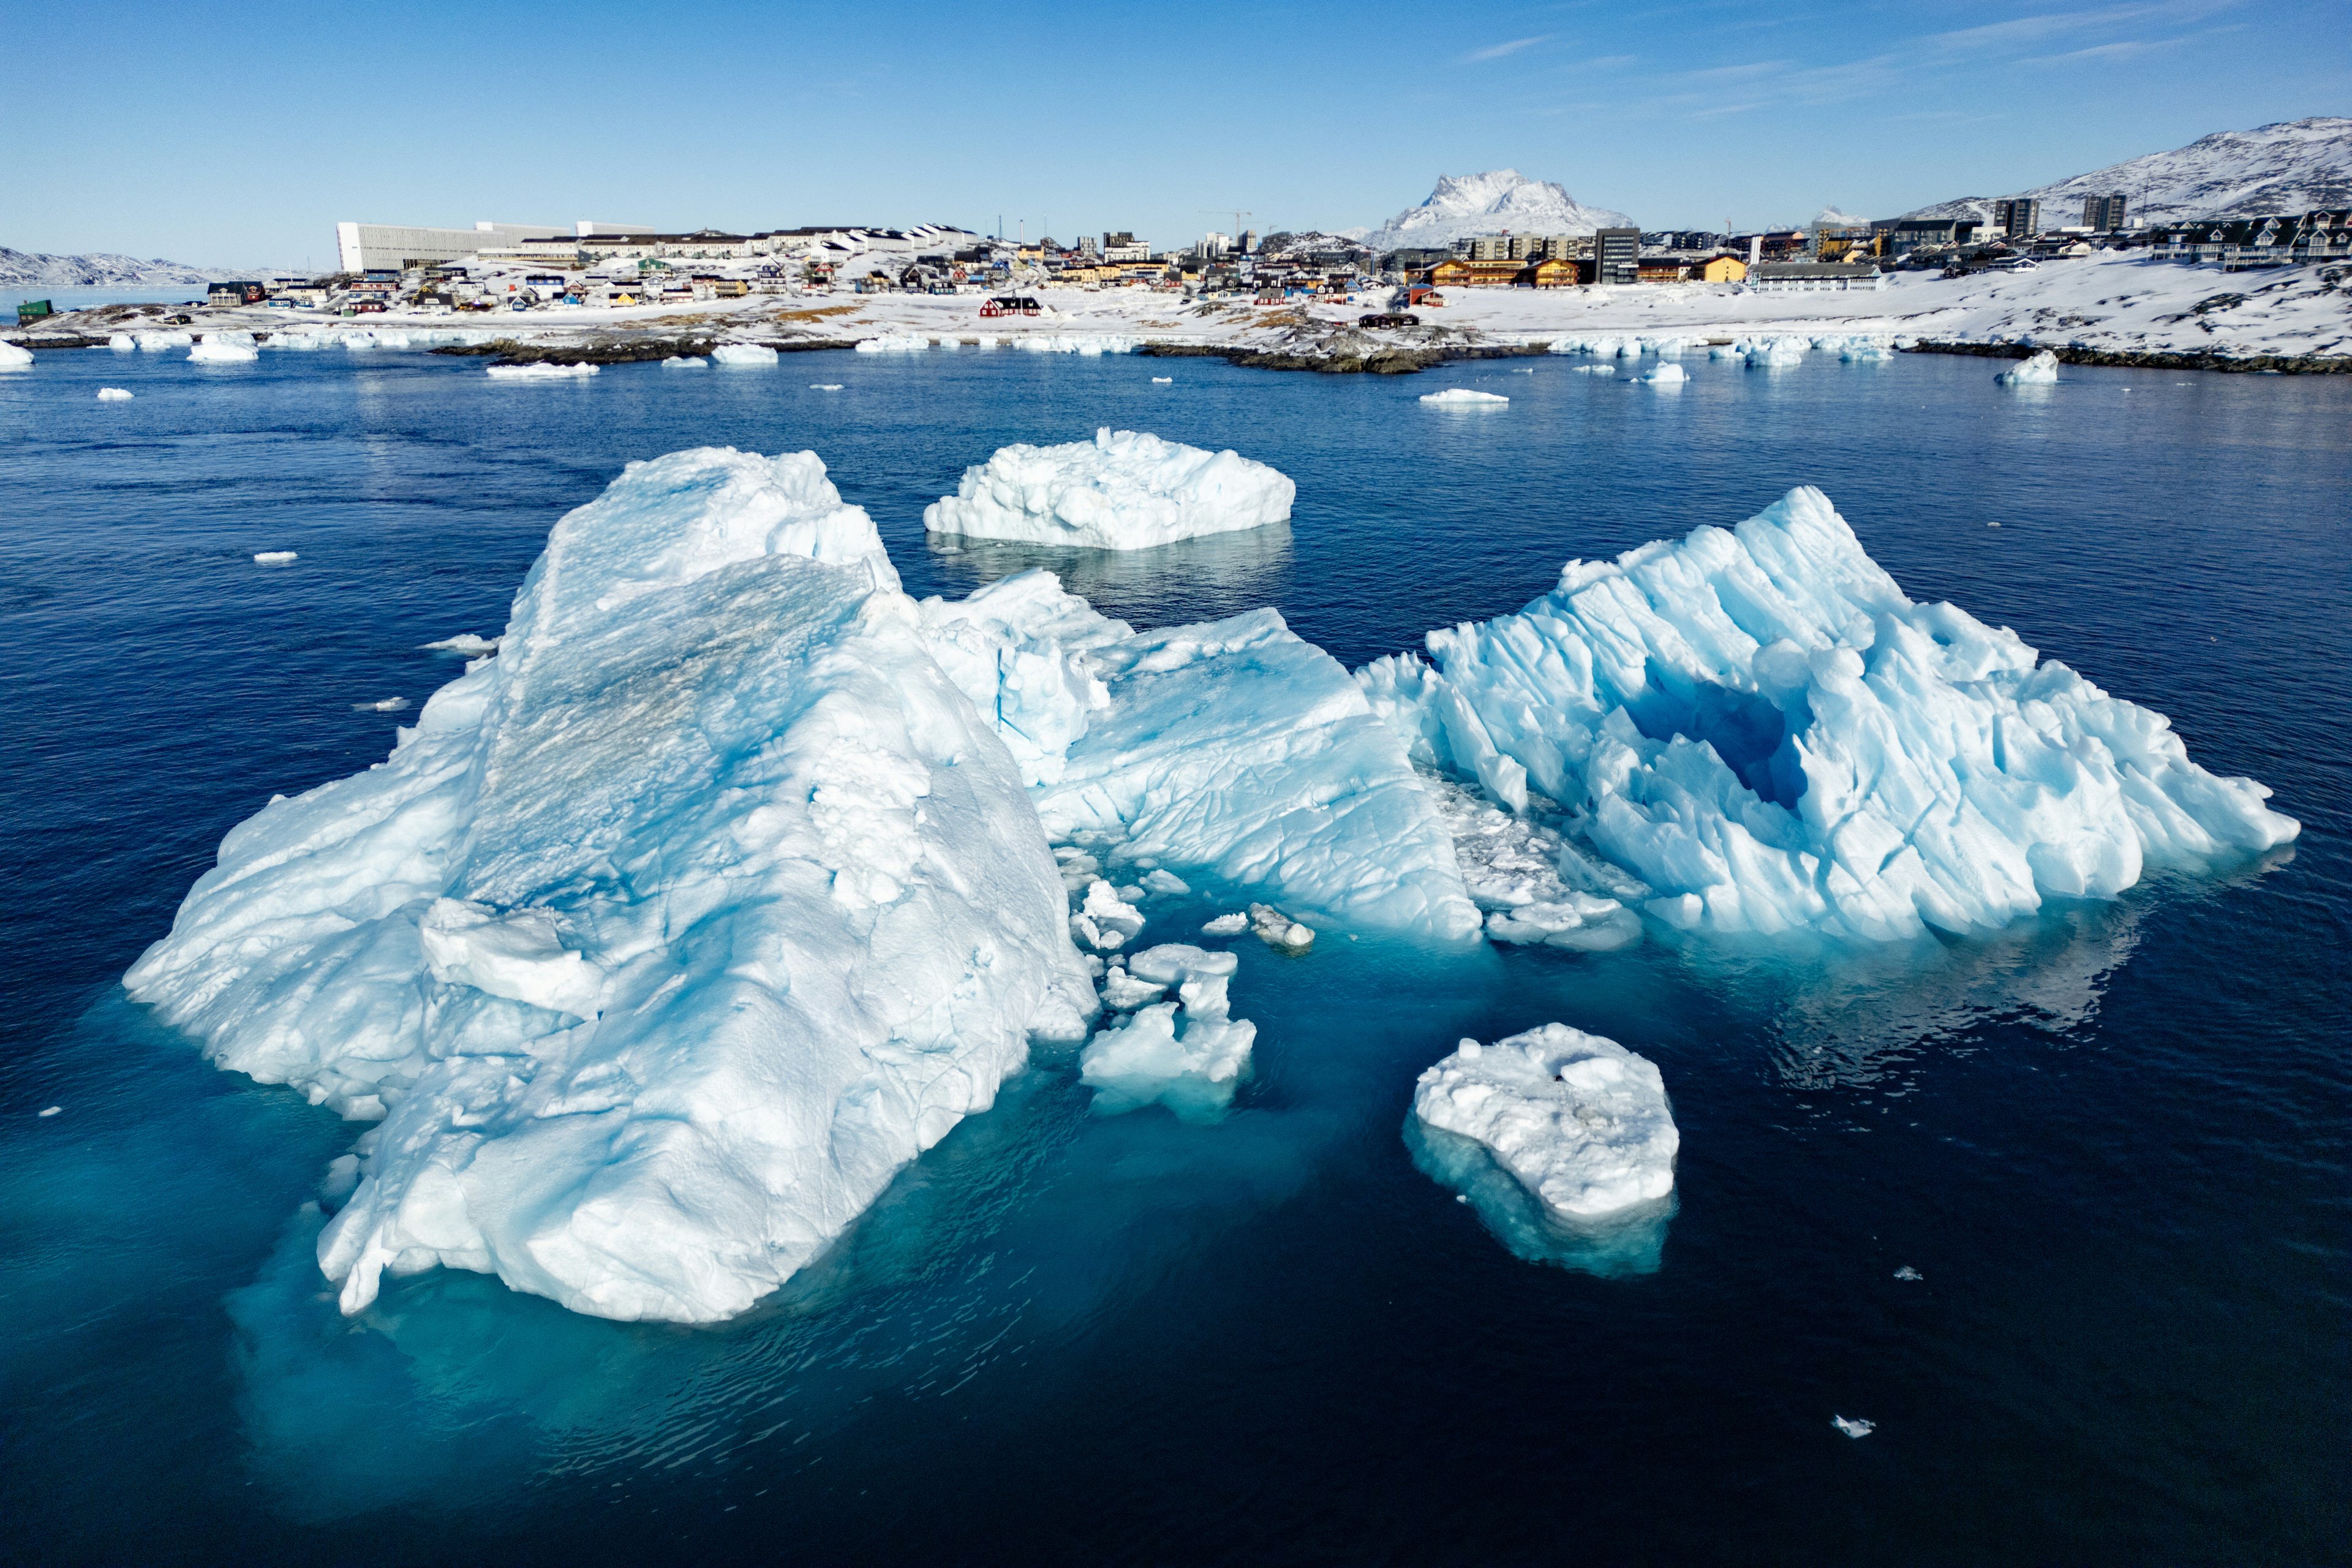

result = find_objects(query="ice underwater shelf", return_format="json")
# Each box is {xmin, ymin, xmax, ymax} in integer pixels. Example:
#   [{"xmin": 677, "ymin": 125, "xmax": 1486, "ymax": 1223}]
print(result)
[{"xmin": 126, "ymin": 447, "xmax": 2298, "ymax": 1324}]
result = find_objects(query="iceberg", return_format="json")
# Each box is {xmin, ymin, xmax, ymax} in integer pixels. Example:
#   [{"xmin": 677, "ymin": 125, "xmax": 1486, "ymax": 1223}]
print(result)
[
  {"xmin": 1357, "ymin": 486, "xmax": 2297, "ymax": 941},
  {"xmin": 125, "ymin": 447, "xmax": 1096, "ymax": 1324},
  {"xmin": 854, "ymin": 333, "xmax": 930, "ymax": 354},
  {"xmin": 710, "ymin": 343, "xmax": 777, "ymax": 366},
  {"xmin": 252, "ymin": 550, "xmax": 298, "ymax": 564},
  {"xmin": 189, "ymin": 334, "xmax": 260, "ymax": 363},
  {"xmin": 660, "ymin": 355, "xmax": 708, "ymax": 368},
  {"xmin": 97, "ymin": 386, "xmax": 134, "ymax": 401},
  {"xmin": 1079, "ymin": 944, "xmax": 1254, "ymax": 1119},
  {"xmin": 921, "ymin": 569, "xmax": 1480, "ymax": 939},
  {"xmin": 1420, "ymin": 387, "xmax": 1509, "ymax": 405},
  {"xmin": 923, "ymin": 428, "xmax": 1295, "ymax": 550},
  {"xmin": 134, "ymin": 330, "xmax": 193, "ymax": 351},
  {"xmin": 486, "ymin": 361, "xmax": 597, "ymax": 379},
  {"xmin": 1998, "ymin": 349, "xmax": 2060, "ymax": 384},
  {"xmin": 1411, "ymin": 1024, "xmax": 1679, "ymax": 1219},
  {"xmin": 109, "ymin": 332, "xmax": 137, "ymax": 352},
  {"xmin": 1643, "ymin": 364, "xmax": 1688, "ymax": 385},
  {"xmin": 0, "ymin": 340, "xmax": 31, "ymax": 370}
]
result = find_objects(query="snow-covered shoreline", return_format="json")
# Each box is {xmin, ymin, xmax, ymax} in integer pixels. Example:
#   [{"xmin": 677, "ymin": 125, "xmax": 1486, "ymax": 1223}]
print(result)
[{"xmin": 10, "ymin": 251, "xmax": 2348, "ymax": 371}]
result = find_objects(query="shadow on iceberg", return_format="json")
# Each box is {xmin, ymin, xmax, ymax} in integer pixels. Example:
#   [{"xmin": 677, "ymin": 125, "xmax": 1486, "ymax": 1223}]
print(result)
[{"xmin": 1404, "ymin": 1117, "xmax": 1675, "ymax": 1278}]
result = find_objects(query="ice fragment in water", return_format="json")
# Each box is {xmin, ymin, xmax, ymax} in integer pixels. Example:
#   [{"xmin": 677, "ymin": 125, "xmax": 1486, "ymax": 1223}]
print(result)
[
  {"xmin": 709, "ymin": 343, "xmax": 777, "ymax": 366},
  {"xmin": 1201, "ymin": 913, "xmax": 1248, "ymax": 936},
  {"xmin": 37, "ymin": 1106, "xmax": 60, "ymax": 1117},
  {"xmin": 352, "ymin": 697, "xmax": 410, "ymax": 713},
  {"xmin": 1832, "ymin": 1416, "xmax": 1875, "ymax": 1438},
  {"xmin": 1420, "ymin": 387, "xmax": 1508, "ymax": 405},
  {"xmin": 97, "ymin": 386, "xmax": 134, "ymax": 401},
  {"xmin": 1071, "ymin": 877, "xmax": 1145, "ymax": 951},
  {"xmin": 924, "ymin": 428, "xmax": 1294, "ymax": 549},
  {"xmin": 252, "ymin": 551, "xmax": 297, "ymax": 564},
  {"xmin": 1079, "ymin": 944, "xmax": 1253, "ymax": 1120},
  {"xmin": 420, "ymin": 633, "xmax": 498, "ymax": 656},
  {"xmin": 486, "ymin": 361, "xmax": 597, "ymax": 379},
  {"xmin": 1997, "ymin": 350, "xmax": 2059, "ymax": 384},
  {"xmin": 1894, "ymin": 1265, "xmax": 1923, "ymax": 1281},
  {"xmin": 1248, "ymin": 903, "xmax": 1314, "ymax": 950}
]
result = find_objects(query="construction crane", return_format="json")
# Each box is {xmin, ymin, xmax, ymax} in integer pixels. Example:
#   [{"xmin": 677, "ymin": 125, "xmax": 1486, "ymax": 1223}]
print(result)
[{"xmin": 1198, "ymin": 209, "xmax": 1255, "ymax": 251}]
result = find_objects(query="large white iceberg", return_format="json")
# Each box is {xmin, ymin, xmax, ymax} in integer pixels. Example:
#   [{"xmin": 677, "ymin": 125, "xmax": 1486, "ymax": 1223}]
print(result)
[
  {"xmin": 923, "ymin": 428, "xmax": 1294, "ymax": 550},
  {"xmin": 922, "ymin": 569, "xmax": 1480, "ymax": 939},
  {"xmin": 0, "ymin": 340, "xmax": 31, "ymax": 370},
  {"xmin": 1358, "ymin": 486, "xmax": 2297, "ymax": 941},
  {"xmin": 710, "ymin": 342, "xmax": 778, "ymax": 366},
  {"xmin": 1412, "ymin": 1023, "xmax": 1678, "ymax": 1218},
  {"xmin": 189, "ymin": 333, "xmax": 259, "ymax": 363},
  {"xmin": 125, "ymin": 447, "xmax": 1096, "ymax": 1324}
]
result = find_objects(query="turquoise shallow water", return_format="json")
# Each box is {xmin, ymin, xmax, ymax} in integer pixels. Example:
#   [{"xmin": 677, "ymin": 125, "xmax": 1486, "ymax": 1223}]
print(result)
[{"xmin": 2, "ymin": 344, "xmax": 2346, "ymax": 1564}]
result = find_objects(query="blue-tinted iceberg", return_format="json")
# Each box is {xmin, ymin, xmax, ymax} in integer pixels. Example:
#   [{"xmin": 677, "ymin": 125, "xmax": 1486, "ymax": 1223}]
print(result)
[
  {"xmin": 1358, "ymin": 486, "xmax": 2298, "ymax": 941},
  {"xmin": 1080, "ymin": 944, "xmax": 1254, "ymax": 1119},
  {"xmin": 125, "ymin": 448, "xmax": 1096, "ymax": 1324},
  {"xmin": 924, "ymin": 428, "xmax": 1294, "ymax": 550},
  {"xmin": 922, "ymin": 569, "xmax": 1480, "ymax": 939}
]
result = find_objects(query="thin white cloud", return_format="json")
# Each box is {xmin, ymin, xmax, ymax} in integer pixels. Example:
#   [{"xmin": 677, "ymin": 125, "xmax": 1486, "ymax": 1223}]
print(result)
[{"xmin": 1462, "ymin": 35, "xmax": 1551, "ymax": 62}]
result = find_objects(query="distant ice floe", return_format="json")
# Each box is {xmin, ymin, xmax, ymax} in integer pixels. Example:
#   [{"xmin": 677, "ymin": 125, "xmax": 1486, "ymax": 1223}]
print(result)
[
  {"xmin": 251, "ymin": 551, "xmax": 297, "ymax": 565},
  {"xmin": 108, "ymin": 333, "xmax": 137, "ymax": 352},
  {"xmin": 134, "ymin": 330, "xmax": 192, "ymax": 352},
  {"xmin": 1357, "ymin": 485, "xmax": 2299, "ymax": 941},
  {"xmin": 710, "ymin": 343, "xmax": 778, "ymax": 366},
  {"xmin": 1413, "ymin": 1023, "xmax": 1679, "ymax": 1219},
  {"xmin": 352, "ymin": 697, "xmax": 410, "ymax": 713},
  {"xmin": 854, "ymin": 333, "xmax": 930, "ymax": 354},
  {"xmin": 1833, "ymin": 1416, "xmax": 1876, "ymax": 1438},
  {"xmin": 1014, "ymin": 335, "xmax": 1139, "ymax": 355},
  {"xmin": 924, "ymin": 427, "xmax": 1294, "ymax": 549},
  {"xmin": 420, "ymin": 633, "xmax": 498, "ymax": 656},
  {"xmin": 0, "ymin": 341, "xmax": 32, "ymax": 370},
  {"xmin": 661, "ymin": 355, "xmax": 708, "ymax": 368},
  {"xmin": 1577, "ymin": 364, "xmax": 1616, "ymax": 376},
  {"xmin": 189, "ymin": 333, "xmax": 260, "ymax": 364},
  {"xmin": 1643, "ymin": 364, "xmax": 1688, "ymax": 385},
  {"xmin": 1248, "ymin": 903, "xmax": 1315, "ymax": 951},
  {"xmin": 486, "ymin": 361, "xmax": 597, "ymax": 379},
  {"xmin": 1998, "ymin": 349, "xmax": 2060, "ymax": 384},
  {"xmin": 1080, "ymin": 943, "xmax": 1254, "ymax": 1119},
  {"xmin": 1421, "ymin": 387, "xmax": 1508, "ymax": 405},
  {"xmin": 1151, "ymin": 375, "xmax": 1172, "ymax": 383},
  {"xmin": 97, "ymin": 386, "xmax": 134, "ymax": 401},
  {"xmin": 809, "ymin": 383, "xmax": 843, "ymax": 390},
  {"xmin": 127, "ymin": 446, "xmax": 1095, "ymax": 1324}
]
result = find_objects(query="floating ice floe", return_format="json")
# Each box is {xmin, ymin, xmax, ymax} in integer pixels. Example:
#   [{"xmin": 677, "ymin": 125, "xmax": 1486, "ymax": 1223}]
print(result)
[
  {"xmin": 0, "ymin": 341, "xmax": 33, "ymax": 370},
  {"xmin": 38, "ymin": 1105, "xmax": 61, "ymax": 1117},
  {"xmin": 854, "ymin": 333, "xmax": 930, "ymax": 354},
  {"xmin": 1749, "ymin": 338, "xmax": 1806, "ymax": 368},
  {"xmin": 126, "ymin": 446, "xmax": 1095, "ymax": 1324},
  {"xmin": 810, "ymin": 383, "xmax": 844, "ymax": 391},
  {"xmin": 1421, "ymin": 387, "xmax": 1508, "ymax": 405},
  {"xmin": 420, "ymin": 633, "xmax": 497, "ymax": 656},
  {"xmin": 1202, "ymin": 913, "xmax": 1249, "ymax": 936},
  {"xmin": 710, "ymin": 343, "xmax": 778, "ymax": 366},
  {"xmin": 1412, "ymin": 1024, "xmax": 1678, "ymax": 1219},
  {"xmin": 1997, "ymin": 349, "xmax": 2060, "ymax": 384},
  {"xmin": 661, "ymin": 355, "xmax": 707, "ymax": 368},
  {"xmin": 1080, "ymin": 944, "xmax": 1254, "ymax": 1119},
  {"xmin": 108, "ymin": 333, "xmax": 137, "ymax": 352},
  {"xmin": 1011, "ymin": 334, "xmax": 1139, "ymax": 355},
  {"xmin": 252, "ymin": 551, "xmax": 297, "ymax": 565},
  {"xmin": 1151, "ymin": 375, "xmax": 1172, "ymax": 383},
  {"xmin": 1894, "ymin": 1265, "xmax": 1923, "ymax": 1281},
  {"xmin": 352, "ymin": 697, "xmax": 410, "ymax": 713},
  {"xmin": 1071, "ymin": 876, "xmax": 1145, "ymax": 951},
  {"xmin": 486, "ymin": 361, "xmax": 598, "ymax": 379},
  {"xmin": 134, "ymin": 330, "xmax": 193, "ymax": 352},
  {"xmin": 1356, "ymin": 485, "xmax": 2297, "ymax": 942},
  {"xmin": 1832, "ymin": 1416, "xmax": 1876, "ymax": 1439},
  {"xmin": 189, "ymin": 333, "xmax": 260, "ymax": 364},
  {"xmin": 922, "ymin": 570, "xmax": 1479, "ymax": 939},
  {"xmin": 97, "ymin": 386, "xmax": 134, "ymax": 401},
  {"xmin": 1575, "ymin": 364, "xmax": 1616, "ymax": 377},
  {"xmin": 1643, "ymin": 364, "xmax": 1688, "ymax": 385},
  {"xmin": 923, "ymin": 427, "xmax": 1294, "ymax": 549}
]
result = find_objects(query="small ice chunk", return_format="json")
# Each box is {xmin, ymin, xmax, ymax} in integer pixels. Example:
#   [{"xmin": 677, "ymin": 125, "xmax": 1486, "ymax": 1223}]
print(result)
[
  {"xmin": 97, "ymin": 386, "xmax": 134, "ymax": 401},
  {"xmin": 1575, "ymin": 364, "xmax": 1615, "ymax": 376},
  {"xmin": 1071, "ymin": 877, "xmax": 1145, "ymax": 951},
  {"xmin": 661, "ymin": 355, "xmax": 709, "ymax": 368},
  {"xmin": 809, "ymin": 383, "xmax": 843, "ymax": 390},
  {"xmin": 1997, "ymin": 349, "xmax": 2059, "ymax": 384},
  {"xmin": 1832, "ymin": 1415, "xmax": 1875, "ymax": 1438},
  {"xmin": 1080, "ymin": 944, "xmax": 1253, "ymax": 1119},
  {"xmin": 1141, "ymin": 868, "xmax": 1189, "ymax": 896},
  {"xmin": 1411, "ymin": 1023, "xmax": 1678, "ymax": 1219},
  {"xmin": 1150, "ymin": 375, "xmax": 1172, "ymax": 383},
  {"xmin": 353, "ymin": 697, "xmax": 411, "ymax": 713},
  {"xmin": 37, "ymin": 1105, "xmax": 61, "ymax": 1117},
  {"xmin": 252, "ymin": 551, "xmax": 297, "ymax": 564},
  {"xmin": 710, "ymin": 343, "xmax": 778, "ymax": 366},
  {"xmin": 1248, "ymin": 903, "xmax": 1314, "ymax": 951},
  {"xmin": 110, "ymin": 333, "xmax": 137, "ymax": 352},
  {"xmin": 1201, "ymin": 913, "xmax": 1248, "ymax": 936},
  {"xmin": 1099, "ymin": 965, "xmax": 1167, "ymax": 1010},
  {"xmin": 1643, "ymin": 364, "xmax": 1687, "ymax": 385},
  {"xmin": 486, "ymin": 361, "xmax": 598, "ymax": 379},
  {"xmin": 421, "ymin": 633, "xmax": 499, "ymax": 656},
  {"xmin": 1894, "ymin": 1265, "xmax": 1923, "ymax": 1281},
  {"xmin": 1420, "ymin": 387, "xmax": 1507, "ymax": 405}
]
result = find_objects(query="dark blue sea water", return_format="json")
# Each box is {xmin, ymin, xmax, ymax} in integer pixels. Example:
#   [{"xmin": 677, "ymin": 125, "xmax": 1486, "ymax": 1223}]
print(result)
[{"xmin": 2, "ymin": 344, "xmax": 2346, "ymax": 1564}]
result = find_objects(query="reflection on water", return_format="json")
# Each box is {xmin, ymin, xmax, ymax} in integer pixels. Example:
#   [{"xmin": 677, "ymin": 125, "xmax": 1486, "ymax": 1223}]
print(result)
[
  {"xmin": 1404, "ymin": 1117, "xmax": 1674, "ymax": 1277},
  {"xmin": 920, "ymin": 522, "xmax": 1294, "ymax": 631}
]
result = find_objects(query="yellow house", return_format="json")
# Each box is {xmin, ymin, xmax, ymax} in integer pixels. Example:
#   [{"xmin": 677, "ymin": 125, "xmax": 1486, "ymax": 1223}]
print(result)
[
  {"xmin": 1698, "ymin": 255, "xmax": 1747, "ymax": 284},
  {"xmin": 1527, "ymin": 258, "xmax": 1579, "ymax": 287}
]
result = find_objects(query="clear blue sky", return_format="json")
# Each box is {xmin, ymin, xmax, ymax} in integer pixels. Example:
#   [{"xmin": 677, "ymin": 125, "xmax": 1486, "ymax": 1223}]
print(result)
[{"xmin": 2, "ymin": 0, "xmax": 2343, "ymax": 267}]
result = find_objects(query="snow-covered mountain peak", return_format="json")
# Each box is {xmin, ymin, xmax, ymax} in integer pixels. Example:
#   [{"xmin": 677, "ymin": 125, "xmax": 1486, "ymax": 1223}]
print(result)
[
  {"xmin": 1365, "ymin": 170, "xmax": 1634, "ymax": 251},
  {"xmin": 1904, "ymin": 116, "xmax": 2352, "ymax": 225}
]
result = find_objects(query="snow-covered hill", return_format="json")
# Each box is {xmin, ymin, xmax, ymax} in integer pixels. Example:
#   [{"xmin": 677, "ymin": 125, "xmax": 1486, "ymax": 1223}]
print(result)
[
  {"xmin": 1364, "ymin": 170, "xmax": 1634, "ymax": 252},
  {"xmin": 0, "ymin": 247, "xmax": 238, "ymax": 287},
  {"xmin": 1904, "ymin": 116, "xmax": 2352, "ymax": 225}
]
